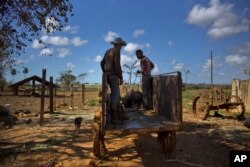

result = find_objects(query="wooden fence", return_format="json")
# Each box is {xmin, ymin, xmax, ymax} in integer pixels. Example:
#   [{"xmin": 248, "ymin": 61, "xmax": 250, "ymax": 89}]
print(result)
[
  {"xmin": 232, "ymin": 79, "xmax": 250, "ymax": 113},
  {"xmin": 152, "ymin": 72, "xmax": 182, "ymax": 123}
]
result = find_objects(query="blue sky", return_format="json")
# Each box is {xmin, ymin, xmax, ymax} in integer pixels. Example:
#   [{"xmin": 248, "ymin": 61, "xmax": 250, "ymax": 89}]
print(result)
[{"xmin": 7, "ymin": 0, "xmax": 250, "ymax": 84}]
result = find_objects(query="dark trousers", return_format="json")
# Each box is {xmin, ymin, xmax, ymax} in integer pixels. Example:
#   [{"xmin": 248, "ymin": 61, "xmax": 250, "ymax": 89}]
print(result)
[
  {"xmin": 107, "ymin": 75, "xmax": 120, "ymax": 121},
  {"xmin": 142, "ymin": 74, "xmax": 152, "ymax": 108}
]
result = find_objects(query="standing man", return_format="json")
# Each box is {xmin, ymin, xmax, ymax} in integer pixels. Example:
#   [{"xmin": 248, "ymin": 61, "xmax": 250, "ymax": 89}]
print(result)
[
  {"xmin": 100, "ymin": 37, "xmax": 126, "ymax": 124},
  {"xmin": 136, "ymin": 49, "xmax": 154, "ymax": 110}
]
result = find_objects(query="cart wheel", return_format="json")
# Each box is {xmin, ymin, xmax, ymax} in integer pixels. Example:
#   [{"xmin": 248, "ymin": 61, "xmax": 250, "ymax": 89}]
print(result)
[
  {"xmin": 157, "ymin": 131, "xmax": 176, "ymax": 157},
  {"xmin": 193, "ymin": 96, "xmax": 210, "ymax": 120}
]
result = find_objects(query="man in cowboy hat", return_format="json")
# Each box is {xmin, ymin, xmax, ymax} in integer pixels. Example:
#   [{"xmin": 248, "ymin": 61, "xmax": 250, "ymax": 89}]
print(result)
[{"xmin": 101, "ymin": 37, "xmax": 126, "ymax": 124}]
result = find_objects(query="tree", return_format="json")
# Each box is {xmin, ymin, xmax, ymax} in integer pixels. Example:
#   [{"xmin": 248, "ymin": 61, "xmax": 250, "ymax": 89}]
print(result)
[
  {"xmin": 243, "ymin": 69, "xmax": 250, "ymax": 78},
  {"xmin": 0, "ymin": 0, "xmax": 73, "ymax": 79},
  {"xmin": 56, "ymin": 70, "xmax": 76, "ymax": 87},
  {"xmin": 11, "ymin": 68, "xmax": 17, "ymax": 82},
  {"xmin": 123, "ymin": 60, "xmax": 139, "ymax": 85},
  {"xmin": 22, "ymin": 67, "xmax": 28, "ymax": 79},
  {"xmin": 77, "ymin": 73, "xmax": 87, "ymax": 84}
]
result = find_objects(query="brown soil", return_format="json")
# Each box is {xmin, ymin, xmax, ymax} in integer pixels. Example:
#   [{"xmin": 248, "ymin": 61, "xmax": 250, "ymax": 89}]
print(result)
[{"xmin": 0, "ymin": 93, "xmax": 249, "ymax": 167}]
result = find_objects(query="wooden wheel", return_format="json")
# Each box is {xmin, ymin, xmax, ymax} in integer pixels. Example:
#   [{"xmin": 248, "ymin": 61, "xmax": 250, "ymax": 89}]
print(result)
[
  {"xmin": 157, "ymin": 131, "xmax": 176, "ymax": 157},
  {"xmin": 193, "ymin": 96, "xmax": 210, "ymax": 120}
]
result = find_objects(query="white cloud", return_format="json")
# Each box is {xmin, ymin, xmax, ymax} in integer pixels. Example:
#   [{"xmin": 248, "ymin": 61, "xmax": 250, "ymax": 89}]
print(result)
[
  {"xmin": 33, "ymin": 35, "xmax": 88, "ymax": 48},
  {"xmin": 171, "ymin": 59, "xmax": 176, "ymax": 64},
  {"xmin": 167, "ymin": 40, "xmax": 173, "ymax": 46},
  {"xmin": 186, "ymin": 0, "xmax": 250, "ymax": 39},
  {"xmin": 57, "ymin": 48, "xmax": 71, "ymax": 58},
  {"xmin": 40, "ymin": 48, "xmax": 53, "ymax": 56},
  {"xmin": 71, "ymin": 37, "xmax": 88, "ymax": 46},
  {"xmin": 62, "ymin": 25, "xmax": 79, "ymax": 34},
  {"xmin": 45, "ymin": 17, "xmax": 59, "ymax": 33},
  {"xmin": 94, "ymin": 55, "xmax": 102, "ymax": 62},
  {"xmin": 103, "ymin": 31, "xmax": 119, "ymax": 42},
  {"xmin": 50, "ymin": 36, "xmax": 70, "ymax": 46},
  {"xmin": 67, "ymin": 62, "xmax": 75, "ymax": 70},
  {"xmin": 124, "ymin": 43, "xmax": 140, "ymax": 53},
  {"xmin": 121, "ymin": 54, "xmax": 137, "ymax": 66},
  {"xmin": 41, "ymin": 35, "xmax": 69, "ymax": 46},
  {"xmin": 202, "ymin": 57, "xmax": 223, "ymax": 71},
  {"xmin": 225, "ymin": 55, "xmax": 248, "ymax": 65},
  {"xmin": 88, "ymin": 69, "xmax": 95, "ymax": 74},
  {"xmin": 32, "ymin": 40, "xmax": 45, "ymax": 48},
  {"xmin": 232, "ymin": 42, "xmax": 250, "ymax": 55},
  {"xmin": 145, "ymin": 43, "xmax": 151, "ymax": 48},
  {"xmin": 174, "ymin": 63, "xmax": 185, "ymax": 71},
  {"xmin": 202, "ymin": 59, "xmax": 212, "ymax": 71},
  {"xmin": 14, "ymin": 58, "xmax": 29, "ymax": 65},
  {"xmin": 133, "ymin": 29, "xmax": 145, "ymax": 38},
  {"xmin": 152, "ymin": 64, "xmax": 160, "ymax": 74}
]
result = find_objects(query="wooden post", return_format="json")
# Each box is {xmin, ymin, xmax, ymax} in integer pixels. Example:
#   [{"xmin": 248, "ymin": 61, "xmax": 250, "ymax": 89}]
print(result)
[
  {"xmin": 40, "ymin": 69, "xmax": 46, "ymax": 126},
  {"xmin": 32, "ymin": 79, "xmax": 35, "ymax": 95},
  {"xmin": 82, "ymin": 84, "xmax": 85, "ymax": 104},
  {"xmin": 71, "ymin": 84, "xmax": 74, "ymax": 109},
  {"xmin": 50, "ymin": 76, "xmax": 54, "ymax": 113}
]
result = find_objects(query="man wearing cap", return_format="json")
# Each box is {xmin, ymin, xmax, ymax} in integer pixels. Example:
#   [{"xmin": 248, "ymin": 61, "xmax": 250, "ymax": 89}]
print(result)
[
  {"xmin": 135, "ymin": 49, "xmax": 154, "ymax": 110},
  {"xmin": 101, "ymin": 37, "xmax": 126, "ymax": 124}
]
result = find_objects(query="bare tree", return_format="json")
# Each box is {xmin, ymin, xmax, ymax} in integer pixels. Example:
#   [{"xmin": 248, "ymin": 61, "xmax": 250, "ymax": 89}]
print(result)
[{"xmin": 123, "ymin": 60, "xmax": 138, "ymax": 85}]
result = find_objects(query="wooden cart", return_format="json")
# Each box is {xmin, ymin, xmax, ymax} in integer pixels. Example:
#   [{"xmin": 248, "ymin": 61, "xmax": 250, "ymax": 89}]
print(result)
[
  {"xmin": 93, "ymin": 72, "xmax": 183, "ymax": 158},
  {"xmin": 192, "ymin": 87, "xmax": 245, "ymax": 120}
]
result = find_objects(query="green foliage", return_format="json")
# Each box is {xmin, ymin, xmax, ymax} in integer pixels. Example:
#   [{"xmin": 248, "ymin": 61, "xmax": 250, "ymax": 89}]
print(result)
[
  {"xmin": 0, "ymin": 0, "xmax": 73, "ymax": 78},
  {"xmin": 77, "ymin": 72, "xmax": 87, "ymax": 84},
  {"xmin": 86, "ymin": 99, "xmax": 99, "ymax": 106},
  {"xmin": 56, "ymin": 70, "xmax": 77, "ymax": 87},
  {"xmin": 0, "ymin": 78, "xmax": 8, "ymax": 91}
]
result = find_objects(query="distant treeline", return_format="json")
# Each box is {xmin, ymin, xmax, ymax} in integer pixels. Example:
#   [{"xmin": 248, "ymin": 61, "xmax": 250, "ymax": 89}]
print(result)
[{"xmin": 183, "ymin": 83, "xmax": 231, "ymax": 90}]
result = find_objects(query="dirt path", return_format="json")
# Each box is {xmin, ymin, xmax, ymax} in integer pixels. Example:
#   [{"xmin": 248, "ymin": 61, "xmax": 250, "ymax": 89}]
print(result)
[{"xmin": 0, "ymin": 96, "xmax": 250, "ymax": 167}]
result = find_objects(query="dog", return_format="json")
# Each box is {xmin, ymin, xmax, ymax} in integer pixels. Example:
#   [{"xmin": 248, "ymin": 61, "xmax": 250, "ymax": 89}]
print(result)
[{"xmin": 74, "ymin": 117, "xmax": 83, "ymax": 135}]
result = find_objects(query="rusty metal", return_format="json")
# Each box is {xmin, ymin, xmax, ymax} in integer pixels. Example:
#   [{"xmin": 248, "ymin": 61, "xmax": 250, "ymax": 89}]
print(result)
[{"xmin": 192, "ymin": 86, "xmax": 245, "ymax": 120}]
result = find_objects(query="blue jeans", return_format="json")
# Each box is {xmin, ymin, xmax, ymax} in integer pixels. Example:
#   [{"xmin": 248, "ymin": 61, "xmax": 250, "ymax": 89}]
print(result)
[
  {"xmin": 142, "ymin": 74, "xmax": 152, "ymax": 108},
  {"xmin": 107, "ymin": 75, "xmax": 120, "ymax": 121}
]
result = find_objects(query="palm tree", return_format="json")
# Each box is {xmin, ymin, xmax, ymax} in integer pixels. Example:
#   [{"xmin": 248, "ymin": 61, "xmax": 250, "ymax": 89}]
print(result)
[
  {"xmin": 77, "ymin": 72, "xmax": 87, "ymax": 84},
  {"xmin": 11, "ymin": 68, "xmax": 17, "ymax": 82},
  {"xmin": 23, "ymin": 67, "xmax": 29, "ymax": 79}
]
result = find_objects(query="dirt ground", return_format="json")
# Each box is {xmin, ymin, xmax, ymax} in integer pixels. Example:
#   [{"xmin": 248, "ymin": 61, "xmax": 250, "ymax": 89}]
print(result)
[{"xmin": 0, "ymin": 92, "xmax": 250, "ymax": 167}]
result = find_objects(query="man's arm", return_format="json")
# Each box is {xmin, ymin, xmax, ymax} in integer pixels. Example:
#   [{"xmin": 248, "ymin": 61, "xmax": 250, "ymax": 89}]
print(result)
[
  {"xmin": 150, "ymin": 60, "xmax": 155, "ymax": 70},
  {"xmin": 114, "ymin": 50, "xmax": 123, "ymax": 82},
  {"xmin": 100, "ymin": 51, "xmax": 107, "ymax": 73}
]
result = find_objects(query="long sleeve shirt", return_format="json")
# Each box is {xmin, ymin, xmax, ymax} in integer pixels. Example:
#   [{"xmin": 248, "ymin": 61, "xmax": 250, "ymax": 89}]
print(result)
[{"xmin": 100, "ymin": 48, "xmax": 123, "ymax": 80}]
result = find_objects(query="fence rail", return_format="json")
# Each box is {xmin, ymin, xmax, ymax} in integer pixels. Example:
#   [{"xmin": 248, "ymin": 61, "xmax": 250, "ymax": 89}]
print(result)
[{"xmin": 232, "ymin": 79, "xmax": 250, "ymax": 113}]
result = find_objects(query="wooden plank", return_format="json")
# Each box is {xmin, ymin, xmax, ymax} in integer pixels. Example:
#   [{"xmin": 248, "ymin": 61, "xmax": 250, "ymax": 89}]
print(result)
[
  {"xmin": 40, "ymin": 69, "xmax": 46, "ymax": 126},
  {"xmin": 105, "ymin": 109, "xmax": 180, "ymax": 135},
  {"xmin": 152, "ymin": 72, "xmax": 182, "ymax": 123},
  {"xmin": 101, "ymin": 74, "xmax": 107, "ymax": 135}
]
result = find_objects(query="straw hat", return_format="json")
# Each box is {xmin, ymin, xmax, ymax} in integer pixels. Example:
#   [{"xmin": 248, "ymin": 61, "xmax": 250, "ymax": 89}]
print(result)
[{"xmin": 111, "ymin": 37, "xmax": 126, "ymax": 46}]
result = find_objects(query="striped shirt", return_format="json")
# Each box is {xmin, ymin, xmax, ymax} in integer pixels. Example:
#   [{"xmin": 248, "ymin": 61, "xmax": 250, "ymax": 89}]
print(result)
[{"xmin": 140, "ymin": 55, "xmax": 154, "ymax": 75}]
